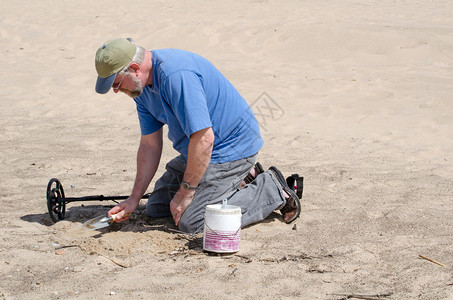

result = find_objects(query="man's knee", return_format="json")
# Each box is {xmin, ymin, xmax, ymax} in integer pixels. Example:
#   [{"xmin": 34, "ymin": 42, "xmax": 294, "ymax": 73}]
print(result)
[
  {"xmin": 178, "ymin": 214, "xmax": 201, "ymax": 234},
  {"xmin": 146, "ymin": 195, "xmax": 171, "ymax": 218}
]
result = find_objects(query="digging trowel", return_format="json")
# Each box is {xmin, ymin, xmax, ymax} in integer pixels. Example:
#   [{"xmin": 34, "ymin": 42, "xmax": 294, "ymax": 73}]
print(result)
[{"xmin": 83, "ymin": 213, "xmax": 130, "ymax": 230}]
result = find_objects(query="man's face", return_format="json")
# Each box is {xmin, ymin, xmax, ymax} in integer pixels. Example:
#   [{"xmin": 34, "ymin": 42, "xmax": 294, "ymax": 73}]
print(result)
[{"xmin": 112, "ymin": 72, "xmax": 144, "ymax": 98}]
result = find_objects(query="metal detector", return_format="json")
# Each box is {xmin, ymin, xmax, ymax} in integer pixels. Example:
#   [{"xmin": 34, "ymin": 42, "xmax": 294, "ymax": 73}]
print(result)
[{"xmin": 46, "ymin": 178, "xmax": 150, "ymax": 223}]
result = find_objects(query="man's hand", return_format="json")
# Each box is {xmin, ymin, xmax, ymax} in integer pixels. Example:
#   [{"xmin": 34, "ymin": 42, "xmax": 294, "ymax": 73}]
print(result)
[
  {"xmin": 108, "ymin": 197, "xmax": 140, "ymax": 222},
  {"xmin": 170, "ymin": 188, "xmax": 195, "ymax": 226}
]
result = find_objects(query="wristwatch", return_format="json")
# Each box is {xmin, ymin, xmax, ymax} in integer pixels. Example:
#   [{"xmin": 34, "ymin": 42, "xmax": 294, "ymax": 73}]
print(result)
[{"xmin": 181, "ymin": 181, "xmax": 198, "ymax": 191}]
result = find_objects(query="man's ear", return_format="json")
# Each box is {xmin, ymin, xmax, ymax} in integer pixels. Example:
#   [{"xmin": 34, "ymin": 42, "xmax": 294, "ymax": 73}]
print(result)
[{"xmin": 128, "ymin": 62, "xmax": 141, "ymax": 76}]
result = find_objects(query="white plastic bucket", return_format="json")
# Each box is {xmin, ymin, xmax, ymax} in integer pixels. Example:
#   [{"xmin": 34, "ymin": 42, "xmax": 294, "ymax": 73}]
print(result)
[{"xmin": 203, "ymin": 204, "xmax": 242, "ymax": 253}]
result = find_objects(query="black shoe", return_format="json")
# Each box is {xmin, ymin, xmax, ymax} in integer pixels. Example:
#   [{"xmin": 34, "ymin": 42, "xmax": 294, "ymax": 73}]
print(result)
[{"xmin": 268, "ymin": 166, "xmax": 301, "ymax": 223}]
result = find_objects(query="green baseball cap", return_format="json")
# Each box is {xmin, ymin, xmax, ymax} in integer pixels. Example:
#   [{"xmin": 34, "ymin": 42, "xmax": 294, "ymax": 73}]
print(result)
[{"xmin": 95, "ymin": 38, "xmax": 136, "ymax": 94}]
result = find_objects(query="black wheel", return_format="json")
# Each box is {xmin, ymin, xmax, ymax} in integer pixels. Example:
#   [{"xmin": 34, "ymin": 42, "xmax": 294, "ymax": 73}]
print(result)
[{"xmin": 46, "ymin": 178, "xmax": 66, "ymax": 222}]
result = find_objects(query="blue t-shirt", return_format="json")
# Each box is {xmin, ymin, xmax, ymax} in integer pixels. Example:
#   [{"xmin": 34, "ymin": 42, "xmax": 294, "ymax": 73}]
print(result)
[{"xmin": 134, "ymin": 49, "xmax": 263, "ymax": 164}]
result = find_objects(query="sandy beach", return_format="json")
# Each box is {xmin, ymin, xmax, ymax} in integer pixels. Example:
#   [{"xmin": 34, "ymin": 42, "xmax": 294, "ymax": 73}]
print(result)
[{"xmin": 1, "ymin": 0, "xmax": 452, "ymax": 299}]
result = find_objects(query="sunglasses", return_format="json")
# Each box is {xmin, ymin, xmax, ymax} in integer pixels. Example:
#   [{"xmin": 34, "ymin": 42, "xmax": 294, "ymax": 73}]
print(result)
[{"xmin": 112, "ymin": 69, "xmax": 129, "ymax": 92}]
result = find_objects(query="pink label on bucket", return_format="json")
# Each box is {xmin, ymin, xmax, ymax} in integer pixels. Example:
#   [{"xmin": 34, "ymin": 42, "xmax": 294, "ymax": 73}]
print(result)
[{"xmin": 204, "ymin": 228, "xmax": 240, "ymax": 252}]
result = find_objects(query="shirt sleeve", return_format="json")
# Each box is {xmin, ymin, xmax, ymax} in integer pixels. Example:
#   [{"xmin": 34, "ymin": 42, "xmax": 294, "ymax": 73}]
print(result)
[
  {"xmin": 162, "ymin": 70, "xmax": 212, "ymax": 137},
  {"xmin": 135, "ymin": 100, "xmax": 164, "ymax": 135}
]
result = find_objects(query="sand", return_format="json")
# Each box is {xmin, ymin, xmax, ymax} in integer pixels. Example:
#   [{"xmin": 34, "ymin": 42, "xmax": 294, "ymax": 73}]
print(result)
[{"xmin": 1, "ymin": 0, "xmax": 453, "ymax": 299}]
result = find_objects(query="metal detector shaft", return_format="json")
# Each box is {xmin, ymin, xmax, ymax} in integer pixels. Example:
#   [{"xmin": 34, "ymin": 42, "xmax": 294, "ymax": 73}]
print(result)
[{"xmin": 63, "ymin": 194, "xmax": 149, "ymax": 204}]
